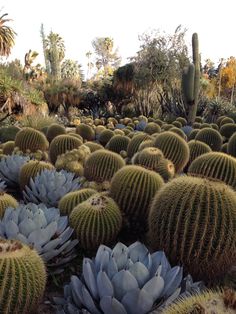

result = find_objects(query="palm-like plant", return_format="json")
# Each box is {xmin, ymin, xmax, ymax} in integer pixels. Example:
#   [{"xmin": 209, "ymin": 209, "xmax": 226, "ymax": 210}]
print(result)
[
  {"xmin": 0, "ymin": 13, "xmax": 16, "ymax": 57},
  {"xmin": 45, "ymin": 31, "xmax": 65, "ymax": 81}
]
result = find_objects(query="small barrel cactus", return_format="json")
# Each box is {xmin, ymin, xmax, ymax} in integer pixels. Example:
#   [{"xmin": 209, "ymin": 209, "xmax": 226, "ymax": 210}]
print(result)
[
  {"xmin": 84, "ymin": 149, "xmax": 125, "ymax": 183},
  {"xmin": 46, "ymin": 123, "xmax": 66, "ymax": 142},
  {"xmin": 23, "ymin": 169, "xmax": 81, "ymax": 207},
  {"xmin": 0, "ymin": 154, "xmax": 30, "ymax": 187},
  {"xmin": 106, "ymin": 135, "xmax": 131, "ymax": 154},
  {"xmin": 188, "ymin": 152, "xmax": 236, "ymax": 189},
  {"xmin": 0, "ymin": 238, "xmax": 46, "ymax": 313},
  {"xmin": 14, "ymin": 127, "xmax": 49, "ymax": 153},
  {"xmin": 220, "ymin": 116, "xmax": 234, "ymax": 127},
  {"xmin": 110, "ymin": 165, "xmax": 164, "ymax": 234},
  {"xmin": 195, "ymin": 127, "xmax": 223, "ymax": 151},
  {"xmin": 99, "ymin": 129, "xmax": 114, "ymax": 146},
  {"xmin": 154, "ymin": 131, "xmax": 189, "ymax": 173},
  {"xmin": 19, "ymin": 160, "xmax": 55, "ymax": 190},
  {"xmin": 0, "ymin": 192, "xmax": 18, "ymax": 218},
  {"xmin": 76, "ymin": 123, "xmax": 95, "ymax": 141},
  {"xmin": 187, "ymin": 140, "xmax": 212, "ymax": 169},
  {"xmin": 172, "ymin": 120, "xmax": 182, "ymax": 128},
  {"xmin": 54, "ymin": 241, "xmax": 203, "ymax": 314},
  {"xmin": 58, "ymin": 188, "xmax": 97, "ymax": 215},
  {"xmin": 144, "ymin": 122, "xmax": 161, "ymax": 135},
  {"xmin": 127, "ymin": 133, "xmax": 152, "ymax": 159},
  {"xmin": 169, "ymin": 127, "xmax": 187, "ymax": 140},
  {"xmin": 49, "ymin": 134, "xmax": 82, "ymax": 164},
  {"xmin": 2, "ymin": 140, "xmax": 15, "ymax": 155},
  {"xmin": 70, "ymin": 193, "xmax": 122, "ymax": 250},
  {"xmin": 0, "ymin": 125, "xmax": 20, "ymax": 143},
  {"xmin": 84, "ymin": 141, "xmax": 104, "ymax": 152},
  {"xmin": 148, "ymin": 176, "xmax": 236, "ymax": 283},
  {"xmin": 220, "ymin": 123, "xmax": 236, "ymax": 140},
  {"xmin": 188, "ymin": 128, "xmax": 199, "ymax": 140},
  {"xmin": 0, "ymin": 203, "xmax": 79, "ymax": 272},
  {"xmin": 176, "ymin": 117, "xmax": 187, "ymax": 126}
]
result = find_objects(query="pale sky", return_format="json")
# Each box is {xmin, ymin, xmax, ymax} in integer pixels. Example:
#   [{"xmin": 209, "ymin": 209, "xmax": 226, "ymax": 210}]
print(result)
[{"xmin": 1, "ymin": 0, "xmax": 236, "ymax": 74}]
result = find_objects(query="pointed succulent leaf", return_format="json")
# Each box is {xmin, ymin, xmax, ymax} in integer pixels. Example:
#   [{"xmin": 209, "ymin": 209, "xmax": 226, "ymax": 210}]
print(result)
[
  {"xmin": 57, "ymin": 216, "xmax": 69, "ymax": 234},
  {"xmin": 128, "ymin": 242, "xmax": 149, "ymax": 263},
  {"xmin": 81, "ymin": 285, "xmax": 101, "ymax": 314},
  {"xmin": 95, "ymin": 245, "xmax": 111, "ymax": 272},
  {"xmin": 18, "ymin": 217, "xmax": 37, "ymax": 237},
  {"xmin": 162, "ymin": 266, "xmax": 183, "ymax": 298},
  {"xmin": 5, "ymin": 219, "xmax": 19, "ymax": 238},
  {"xmin": 97, "ymin": 271, "xmax": 114, "ymax": 299},
  {"xmin": 83, "ymin": 258, "xmax": 98, "ymax": 300},
  {"xmin": 142, "ymin": 274, "xmax": 165, "ymax": 301},
  {"xmin": 42, "ymin": 238, "xmax": 62, "ymax": 253},
  {"xmin": 121, "ymin": 288, "xmax": 153, "ymax": 314},
  {"xmin": 58, "ymin": 226, "xmax": 74, "ymax": 243},
  {"xmin": 111, "ymin": 242, "xmax": 128, "ymax": 270},
  {"xmin": 111, "ymin": 270, "xmax": 139, "ymax": 300},
  {"xmin": 70, "ymin": 275, "xmax": 84, "ymax": 306},
  {"xmin": 107, "ymin": 256, "xmax": 118, "ymax": 279},
  {"xmin": 100, "ymin": 296, "xmax": 127, "ymax": 314},
  {"xmin": 128, "ymin": 262, "xmax": 150, "ymax": 287}
]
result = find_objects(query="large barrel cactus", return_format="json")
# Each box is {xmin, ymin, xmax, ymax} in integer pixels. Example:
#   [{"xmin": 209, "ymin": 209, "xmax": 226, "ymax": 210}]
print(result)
[
  {"xmin": 54, "ymin": 241, "xmax": 203, "ymax": 314},
  {"xmin": 84, "ymin": 149, "xmax": 125, "ymax": 183},
  {"xmin": 0, "ymin": 203, "xmax": 78, "ymax": 272},
  {"xmin": 70, "ymin": 193, "xmax": 122, "ymax": 250},
  {"xmin": 195, "ymin": 127, "xmax": 223, "ymax": 151},
  {"xmin": 23, "ymin": 169, "xmax": 81, "ymax": 207},
  {"xmin": 0, "ymin": 155, "xmax": 30, "ymax": 187},
  {"xmin": 14, "ymin": 127, "xmax": 49, "ymax": 153},
  {"xmin": 188, "ymin": 152, "xmax": 236, "ymax": 189},
  {"xmin": 148, "ymin": 176, "xmax": 236, "ymax": 282},
  {"xmin": 110, "ymin": 165, "xmax": 164, "ymax": 234},
  {"xmin": 0, "ymin": 238, "xmax": 46, "ymax": 313},
  {"xmin": 154, "ymin": 131, "xmax": 189, "ymax": 173},
  {"xmin": 58, "ymin": 188, "xmax": 97, "ymax": 215},
  {"xmin": 49, "ymin": 134, "xmax": 82, "ymax": 164}
]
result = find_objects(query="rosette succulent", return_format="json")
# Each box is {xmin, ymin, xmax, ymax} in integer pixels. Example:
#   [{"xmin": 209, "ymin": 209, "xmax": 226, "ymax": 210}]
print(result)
[
  {"xmin": 23, "ymin": 169, "xmax": 81, "ymax": 207},
  {"xmin": 0, "ymin": 203, "xmax": 78, "ymax": 273},
  {"xmin": 54, "ymin": 242, "xmax": 203, "ymax": 314},
  {"xmin": 0, "ymin": 154, "xmax": 30, "ymax": 187}
]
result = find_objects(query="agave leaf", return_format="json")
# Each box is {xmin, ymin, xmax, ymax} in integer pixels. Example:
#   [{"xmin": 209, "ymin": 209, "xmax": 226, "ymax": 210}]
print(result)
[
  {"xmin": 100, "ymin": 296, "xmax": 127, "ymax": 314},
  {"xmin": 160, "ymin": 287, "xmax": 181, "ymax": 308},
  {"xmin": 62, "ymin": 239, "xmax": 78, "ymax": 253},
  {"xmin": 15, "ymin": 233, "xmax": 28, "ymax": 244},
  {"xmin": 83, "ymin": 258, "xmax": 98, "ymax": 301},
  {"xmin": 58, "ymin": 226, "xmax": 74, "ymax": 243},
  {"xmin": 18, "ymin": 207, "xmax": 33, "ymax": 221},
  {"xmin": 142, "ymin": 275, "xmax": 165, "ymax": 301},
  {"xmin": 43, "ymin": 206, "xmax": 60, "ymax": 223},
  {"xmin": 107, "ymin": 256, "xmax": 118, "ymax": 279},
  {"xmin": 121, "ymin": 288, "xmax": 153, "ymax": 314},
  {"xmin": 111, "ymin": 270, "xmax": 138, "ymax": 301},
  {"xmin": 28, "ymin": 222, "xmax": 57, "ymax": 246},
  {"xmin": 57, "ymin": 216, "xmax": 69, "ymax": 234},
  {"xmin": 5, "ymin": 219, "xmax": 19, "ymax": 238},
  {"xmin": 3, "ymin": 207, "xmax": 19, "ymax": 224},
  {"xmin": 67, "ymin": 303, "xmax": 81, "ymax": 314},
  {"xmin": 97, "ymin": 271, "xmax": 114, "ymax": 299},
  {"xmin": 70, "ymin": 275, "xmax": 83, "ymax": 308},
  {"xmin": 95, "ymin": 245, "xmax": 111, "ymax": 272},
  {"xmin": 111, "ymin": 242, "xmax": 128, "ymax": 270},
  {"xmin": 18, "ymin": 217, "xmax": 37, "ymax": 237},
  {"xmin": 41, "ymin": 238, "xmax": 62, "ymax": 253},
  {"xmin": 161, "ymin": 266, "xmax": 183, "ymax": 298},
  {"xmin": 128, "ymin": 242, "xmax": 149, "ymax": 263},
  {"xmin": 81, "ymin": 285, "xmax": 101, "ymax": 314},
  {"xmin": 128, "ymin": 262, "xmax": 150, "ymax": 288}
]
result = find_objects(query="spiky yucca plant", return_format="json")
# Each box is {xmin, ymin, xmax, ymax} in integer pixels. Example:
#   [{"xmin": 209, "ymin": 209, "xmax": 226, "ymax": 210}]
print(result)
[
  {"xmin": 0, "ymin": 238, "xmax": 46, "ymax": 314},
  {"xmin": 54, "ymin": 241, "xmax": 203, "ymax": 314},
  {"xmin": 148, "ymin": 176, "xmax": 236, "ymax": 283},
  {"xmin": 70, "ymin": 193, "xmax": 122, "ymax": 250}
]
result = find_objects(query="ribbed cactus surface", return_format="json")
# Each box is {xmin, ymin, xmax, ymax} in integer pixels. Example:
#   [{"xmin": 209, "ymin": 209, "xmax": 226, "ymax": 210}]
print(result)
[
  {"xmin": 195, "ymin": 127, "xmax": 222, "ymax": 151},
  {"xmin": 0, "ymin": 192, "xmax": 18, "ymax": 218},
  {"xmin": 148, "ymin": 176, "xmax": 236, "ymax": 282},
  {"xmin": 76, "ymin": 123, "xmax": 95, "ymax": 141},
  {"xmin": 0, "ymin": 239, "xmax": 46, "ymax": 314},
  {"xmin": 70, "ymin": 193, "xmax": 122, "ymax": 249},
  {"xmin": 106, "ymin": 135, "xmax": 131, "ymax": 153}
]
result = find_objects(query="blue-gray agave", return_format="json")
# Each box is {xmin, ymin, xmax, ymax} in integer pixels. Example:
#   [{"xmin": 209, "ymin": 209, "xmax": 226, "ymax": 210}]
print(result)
[
  {"xmin": 23, "ymin": 169, "xmax": 81, "ymax": 207},
  {"xmin": 54, "ymin": 242, "xmax": 203, "ymax": 314},
  {"xmin": 0, "ymin": 203, "xmax": 78, "ymax": 273},
  {"xmin": 0, "ymin": 154, "xmax": 30, "ymax": 187},
  {"xmin": 0, "ymin": 178, "xmax": 6, "ymax": 191}
]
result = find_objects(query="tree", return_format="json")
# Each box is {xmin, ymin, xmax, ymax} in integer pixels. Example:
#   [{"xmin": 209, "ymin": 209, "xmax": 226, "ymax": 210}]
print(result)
[
  {"xmin": 45, "ymin": 31, "xmax": 65, "ymax": 81},
  {"xmin": 0, "ymin": 13, "xmax": 16, "ymax": 57},
  {"xmin": 92, "ymin": 37, "xmax": 121, "ymax": 77},
  {"xmin": 221, "ymin": 56, "xmax": 236, "ymax": 104},
  {"xmin": 40, "ymin": 24, "xmax": 50, "ymax": 74},
  {"xmin": 61, "ymin": 59, "xmax": 83, "ymax": 82},
  {"xmin": 85, "ymin": 51, "xmax": 94, "ymax": 79}
]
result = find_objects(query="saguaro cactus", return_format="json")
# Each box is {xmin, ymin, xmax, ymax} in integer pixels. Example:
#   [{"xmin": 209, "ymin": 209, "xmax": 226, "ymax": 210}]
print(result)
[{"xmin": 182, "ymin": 33, "xmax": 200, "ymax": 124}]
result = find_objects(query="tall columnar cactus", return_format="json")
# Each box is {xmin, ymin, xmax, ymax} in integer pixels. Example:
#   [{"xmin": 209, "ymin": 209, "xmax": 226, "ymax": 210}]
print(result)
[
  {"xmin": 154, "ymin": 131, "xmax": 189, "ymax": 173},
  {"xmin": 58, "ymin": 188, "xmax": 97, "ymax": 215},
  {"xmin": 188, "ymin": 152, "xmax": 236, "ymax": 189},
  {"xmin": 19, "ymin": 160, "xmax": 55, "ymax": 190},
  {"xmin": 49, "ymin": 134, "xmax": 82, "ymax": 164},
  {"xmin": 110, "ymin": 165, "xmax": 164, "ymax": 234},
  {"xmin": 14, "ymin": 127, "xmax": 49, "ymax": 153},
  {"xmin": 182, "ymin": 33, "xmax": 200, "ymax": 124},
  {"xmin": 69, "ymin": 193, "xmax": 122, "ymax": 250},
  {"xmin": 84, "ymin": 149, "xmax": 125, "ymax": 183},
  {"xmin": 0, "ymin": 192, "xmax": 18, "ymax": 218},
  {"xmin": 148, "ymin": 176, "xmax": 236, "ymax": 282},
  {"xmin": 0, "ymin": 239, "xmax": 46, "ymax": 314}
]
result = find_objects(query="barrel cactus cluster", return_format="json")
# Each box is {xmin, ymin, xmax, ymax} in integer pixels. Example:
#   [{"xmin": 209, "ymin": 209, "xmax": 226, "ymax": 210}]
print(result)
[{"xmin": 1, "ymin": 109, "xmax": 236, "ymax": 313}]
